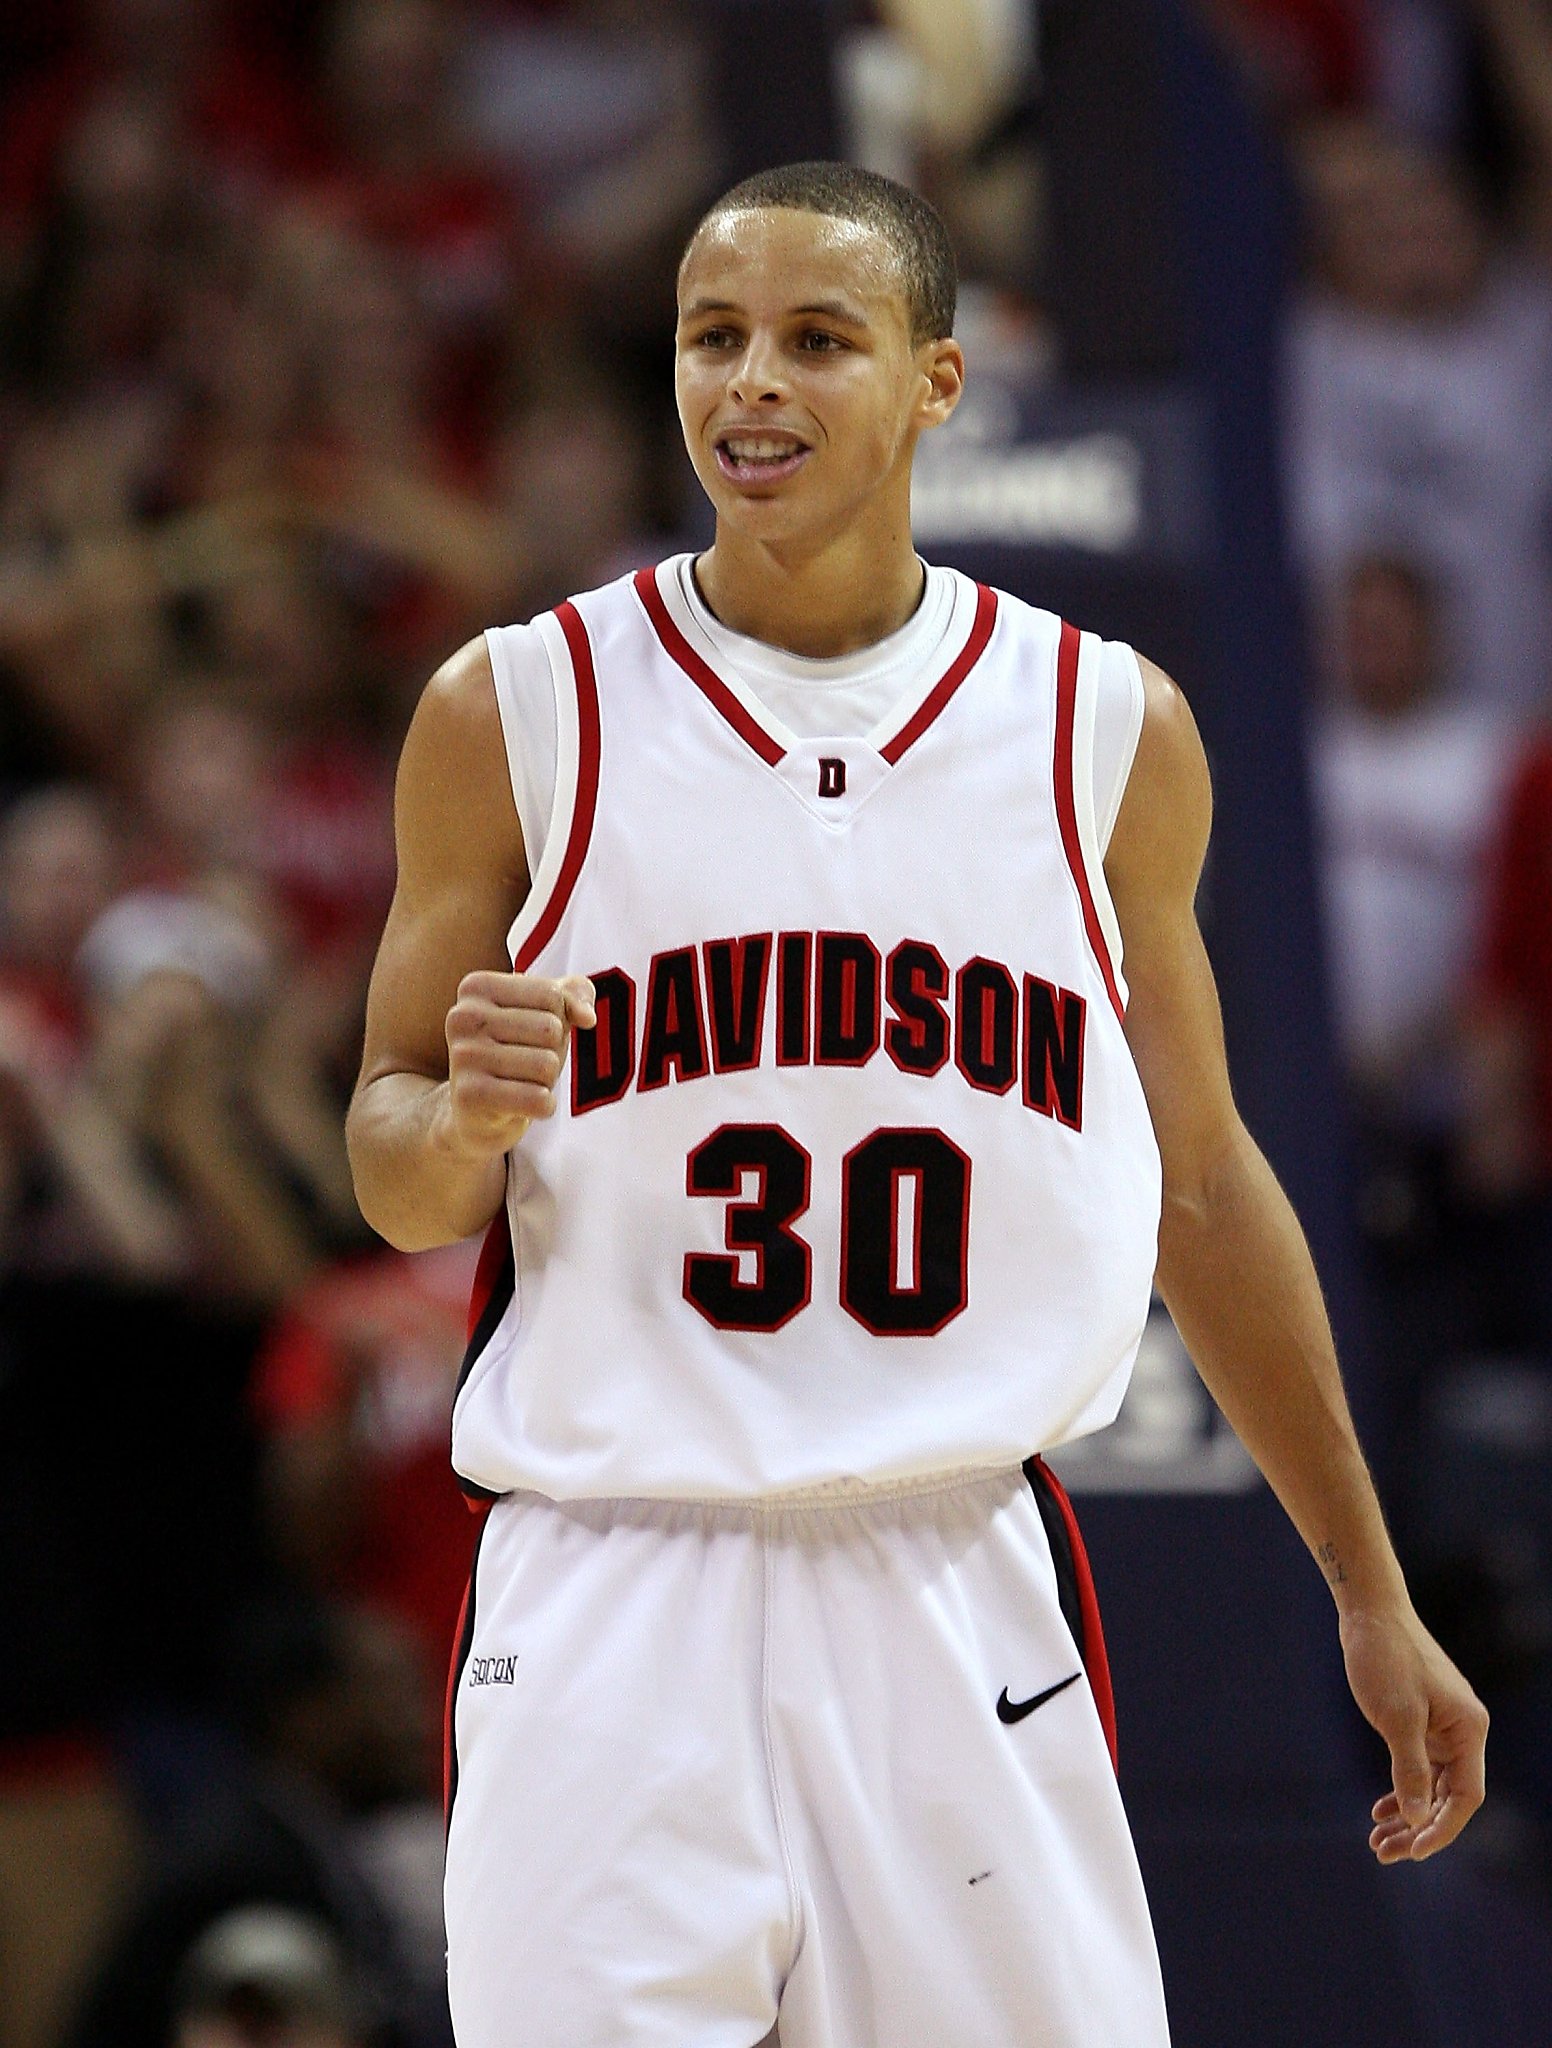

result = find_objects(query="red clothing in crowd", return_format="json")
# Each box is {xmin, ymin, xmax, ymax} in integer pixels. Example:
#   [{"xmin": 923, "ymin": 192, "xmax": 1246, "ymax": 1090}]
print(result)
[
  {"xmin": 296, "ymin": 154, "xmax": 557, "ymax": 464},
  {"xmin": 0, "ymin": 962, "xmax": 86, "ymax": 1060},
  {"xmin": 253, "ymin": 1243, "xmax": 480, "ymax": 1676},
  {"xmin": 1480, "ymin": 734, "xmax": 1552, "ymax": 1168},
  {"xmin": 1219, "ymin": 0, "xmax": 1372, "ymax": 106},
  {"xmin": 255, "ymin": 738, "xmax": 397, "ymax": 964},
  {"xmin": 0, "ymin": 43, "xmax": 320, "ymax": 241}
]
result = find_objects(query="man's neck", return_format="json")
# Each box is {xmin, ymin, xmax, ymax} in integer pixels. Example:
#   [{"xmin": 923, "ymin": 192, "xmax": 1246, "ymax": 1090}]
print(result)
[{"xmin": 694, "ymin": 523, "xmax": 927, "ymax": 659}]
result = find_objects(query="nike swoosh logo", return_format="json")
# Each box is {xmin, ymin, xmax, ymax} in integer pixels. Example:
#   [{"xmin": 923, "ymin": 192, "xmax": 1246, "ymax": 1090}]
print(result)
[{"xmin": 996, "ymin": 1670, "xmax": 1083, "ymax": 1724}]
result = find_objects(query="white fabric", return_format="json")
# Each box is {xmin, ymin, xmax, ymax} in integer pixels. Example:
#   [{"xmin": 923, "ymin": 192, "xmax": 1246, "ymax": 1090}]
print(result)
[
  {"xmin": 445, "ymin": 1468, "xmax": 1169, "ymax": 2048},
  {"xmin": 1071, "ymin": 630, "xmax": 1137, "ymax": 1004},
  {"xmin": 484, "ymin": 618, "xmax": 559, "ymax": 870},
  {"xmin": 456, "ymin": 561, "xmax": 1162, "ymax": 1503},
  {"xmin": 1093, "ymin": 640, "xmax": 1146, "ymax": 852},
  {"xmin": 1313, "ymin": 701, "xmax": 1513, "ymax": 1115},
  {"xmin": 79, "ymin": 889, "xmax": 273, "ymax": 1010},
  {"xmin": 485, "ymin": 555, "xmax": 1145, "ymax": 871},
  {"xmin": 1285, "ymin": 269, "xmax": 1552, "ymax": 714}
]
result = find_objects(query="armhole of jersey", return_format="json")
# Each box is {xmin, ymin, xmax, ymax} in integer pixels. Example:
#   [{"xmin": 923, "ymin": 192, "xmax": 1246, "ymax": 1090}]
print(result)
[
  {"xmin": 502, "ymin": 606, "xmax": 589, "ymax": 970},
  {"xmin": 1095, "ymin": 642, "xmax": 1146, "ymax": 855},
  {"xmin": 1072, "ymin": 618, "xmax": 1130, "ymax": 1011},
  {"xmin": 484, "ymin": 620, "xmax": 559, "ymax": 876}
]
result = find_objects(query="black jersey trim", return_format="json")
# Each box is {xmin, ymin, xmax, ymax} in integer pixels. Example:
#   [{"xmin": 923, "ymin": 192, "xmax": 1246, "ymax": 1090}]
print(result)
[
  {"xmin": 457, "ymin": 1217, "xmax": 515, "ymax": 1399},
  {"xmin": 452, "ymin": 1219, "xmax": 515, "ymax": 1505},
  {"xmin": 443, "ymin": 1508, "xmax": 490, "ymax": 1833}
]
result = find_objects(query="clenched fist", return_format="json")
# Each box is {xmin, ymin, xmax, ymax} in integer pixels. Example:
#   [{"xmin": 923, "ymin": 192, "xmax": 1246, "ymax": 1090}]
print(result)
[{"xmin": 442, "ymin": 972, "xmax": 597, "ymax": 1156}]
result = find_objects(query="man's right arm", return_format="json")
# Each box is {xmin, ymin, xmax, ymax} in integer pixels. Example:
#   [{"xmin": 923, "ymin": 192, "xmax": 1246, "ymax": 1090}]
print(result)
[{"xmin": 346, "ymin": 637, "xmax": 595, "ymax": 1253}]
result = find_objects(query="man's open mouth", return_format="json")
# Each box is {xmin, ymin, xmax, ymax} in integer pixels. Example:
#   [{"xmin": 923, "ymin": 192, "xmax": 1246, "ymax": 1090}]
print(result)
[{"xmin": 714, "ymin": 433, "xmax": 812, "ymax": 485}]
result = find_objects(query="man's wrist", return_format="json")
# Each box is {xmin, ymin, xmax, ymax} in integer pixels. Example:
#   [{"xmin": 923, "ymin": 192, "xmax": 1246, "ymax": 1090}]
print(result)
[
  {"xmin": 1317, "ymin": 1536, "xmax": 1411, "ymax": 1617},
  {"xmin": 426, "ymin": 1085, "xmax": 526, "ymax": 1169}
]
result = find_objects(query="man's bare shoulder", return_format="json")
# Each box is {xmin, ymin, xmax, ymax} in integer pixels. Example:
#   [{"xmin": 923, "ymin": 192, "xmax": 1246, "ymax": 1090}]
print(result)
[
  {"xmin": 398, "ymin": 635, "xmax": 526, "ymax": 890},
  {"xmin": 1104, "ymin": 653, "xmax": 1213, "ymax": 905},
  {"xmin": 414, "ymin": 633, "xmax": 501, "ymax": 747}
]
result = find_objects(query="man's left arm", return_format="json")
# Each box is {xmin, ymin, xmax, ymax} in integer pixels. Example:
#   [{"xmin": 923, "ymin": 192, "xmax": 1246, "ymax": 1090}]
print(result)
[{"xmin": 1105, "ymin": 655, "xmax": 1488, "ymax": 1863}]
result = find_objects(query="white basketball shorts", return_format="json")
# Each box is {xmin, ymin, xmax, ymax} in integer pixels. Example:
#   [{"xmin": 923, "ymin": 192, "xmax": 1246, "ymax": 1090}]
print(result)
[{"xmin": 443, "ymin": 1460, "xmax": 1169, "ymax": 2048}]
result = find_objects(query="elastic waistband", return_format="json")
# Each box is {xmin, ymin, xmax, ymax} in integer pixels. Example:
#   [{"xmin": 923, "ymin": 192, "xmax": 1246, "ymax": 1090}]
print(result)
[{"xmin": 505, "ymin": 1463, "xmax": 1027, "ymax": 1519}]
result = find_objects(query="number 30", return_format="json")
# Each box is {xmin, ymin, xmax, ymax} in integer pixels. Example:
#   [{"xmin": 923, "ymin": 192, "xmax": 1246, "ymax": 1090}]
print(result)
[{"xmin": 683, "ymin": 1124, "xmax": 971, "ymax": 1337}]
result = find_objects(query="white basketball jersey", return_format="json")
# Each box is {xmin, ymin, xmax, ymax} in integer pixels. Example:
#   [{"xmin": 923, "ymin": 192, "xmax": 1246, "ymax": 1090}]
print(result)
[{"xmin": 451, "ymin": 558, "xmax": 1163, "ymax": 1502}]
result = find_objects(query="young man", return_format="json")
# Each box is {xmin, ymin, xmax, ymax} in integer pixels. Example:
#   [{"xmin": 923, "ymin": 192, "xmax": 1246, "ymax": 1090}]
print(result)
[{"xmin": 347, "ymin": 163, "xmax": 1487, "ymax": 2048}]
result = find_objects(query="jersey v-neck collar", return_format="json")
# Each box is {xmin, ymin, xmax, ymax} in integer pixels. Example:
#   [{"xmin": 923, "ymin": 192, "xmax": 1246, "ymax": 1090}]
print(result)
[{"xmin": 633, "ymin": 558, "xmax": 997, "ymax": 770}]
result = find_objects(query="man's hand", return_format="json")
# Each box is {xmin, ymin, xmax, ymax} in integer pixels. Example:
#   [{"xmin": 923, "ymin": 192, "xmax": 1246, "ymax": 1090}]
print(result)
[
  {"xmin": 441, "ymin": 972, "xmax": 596, "ymax": 1157},
  {"xmin": 348, "ymin": 636, "xmax": 596, "ymax": 1249},
  {"xmin": 1340, "ymin": 1603, "xmax": 1489, "ymax": 1862}
]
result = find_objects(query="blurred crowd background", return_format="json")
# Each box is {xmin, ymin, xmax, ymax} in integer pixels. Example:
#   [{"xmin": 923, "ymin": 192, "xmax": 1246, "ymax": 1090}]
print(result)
[{"xmin": 0, "ymin": 2, "xmax": 1550, "ymax": 2044}]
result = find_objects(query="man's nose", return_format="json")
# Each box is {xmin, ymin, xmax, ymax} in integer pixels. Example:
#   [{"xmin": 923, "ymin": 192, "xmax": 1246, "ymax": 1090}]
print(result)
[{"xmin": 728, "ymin": 333, "xmax": 789, "ymax": 406}]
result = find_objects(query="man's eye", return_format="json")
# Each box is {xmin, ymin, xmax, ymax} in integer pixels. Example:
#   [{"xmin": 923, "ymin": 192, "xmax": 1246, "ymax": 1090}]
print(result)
[
  {"xmin": 696, "ymin": 328, "xmax": 738, "ymax": 349},
  {"xmin": 799, "ymin": 331, "xmax": 845, "ymax": 352}
]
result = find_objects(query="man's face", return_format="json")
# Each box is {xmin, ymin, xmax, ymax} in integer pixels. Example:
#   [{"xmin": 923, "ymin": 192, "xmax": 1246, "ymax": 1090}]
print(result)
[
  {"xmin": 1342, "ymin": 562, "xmax": 1436, "ymax": 716},
  {"xmin": 675, "ymin": 208, "xmax": 958, "ymax": 548}
]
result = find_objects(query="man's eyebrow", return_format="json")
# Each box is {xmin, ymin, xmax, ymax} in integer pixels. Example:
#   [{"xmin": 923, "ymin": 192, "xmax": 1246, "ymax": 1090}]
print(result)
[
  {"xmin": 794, "ymin": 298, "xmax": 871, "ymax": 324},
  {"xmin": 678, "ymin": 296, "xmax": 874, "ymax": 323}
]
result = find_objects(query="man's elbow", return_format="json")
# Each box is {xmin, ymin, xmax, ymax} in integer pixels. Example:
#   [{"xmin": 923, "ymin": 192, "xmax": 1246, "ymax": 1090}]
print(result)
[
  {"xmin": 347, "ymin": 1158, "xmax": 466, "ymax": 1255},
  {"xmin": 344, "ymin": 1100, "xmax": 417, "ymax": 1252},
  {"xmin": 1158, "ymin": 1117, "xmax": 1262, "ymax": 1237},
  {"xmin": 346, "ymin": 1098, "xmax": 503, "ymax": 1255}
]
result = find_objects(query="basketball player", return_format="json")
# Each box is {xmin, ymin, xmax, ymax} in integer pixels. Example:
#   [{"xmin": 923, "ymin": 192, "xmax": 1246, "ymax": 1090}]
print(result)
[{"xmin": 346, "ymin": 164, "xmax": 1488, "ymax": 2047}]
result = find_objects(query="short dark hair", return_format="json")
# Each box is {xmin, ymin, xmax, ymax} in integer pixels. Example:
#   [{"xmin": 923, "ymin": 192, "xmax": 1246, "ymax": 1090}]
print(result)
[{"xmin": 685, "ymin": 161, "xmax": 957, "ymax": 345}]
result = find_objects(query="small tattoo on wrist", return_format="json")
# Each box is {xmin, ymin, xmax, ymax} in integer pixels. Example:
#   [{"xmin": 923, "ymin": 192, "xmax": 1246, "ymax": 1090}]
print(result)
[{"xmin": 1318, "ymin": 1542, "xmax": 1348, "ymax": 1585}]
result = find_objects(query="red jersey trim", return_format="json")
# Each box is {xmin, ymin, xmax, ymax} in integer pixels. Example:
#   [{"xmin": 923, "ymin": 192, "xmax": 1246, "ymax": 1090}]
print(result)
[
  {"xmin": 634, "ymin": 566, "xmax": 787, "ymax": 766},
  {"xmin": 878, "ymin": 581, "xmax": 998, "ymax": 764},
  {"xmin": 513, "ymin": 600, "xmax": 601, "ymax": 972},
  {"xmin": 636, "ymin": 564, "xmax": 997, "ymax": 773},
  {"xmin": 1053, "ymin": 620, "xmax": 1126, "ymax": 1024},
  {"xmin": 463, "ymin": 1214, "xmax": 512, "ymax": 1349}
]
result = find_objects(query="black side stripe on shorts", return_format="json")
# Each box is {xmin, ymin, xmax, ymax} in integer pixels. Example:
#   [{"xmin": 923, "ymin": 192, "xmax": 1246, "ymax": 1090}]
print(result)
[
  {"xmin": 444, "ymin": 1510, "xmax": 489, "ymax": 1835},
  {"xmin": 1022, "ymin": 1454, "xmax": 1119, "ymax": 1770},
  {"xmin": 1023, "ymin": 1454, "xmax": 1087, "ymax": 1662}
]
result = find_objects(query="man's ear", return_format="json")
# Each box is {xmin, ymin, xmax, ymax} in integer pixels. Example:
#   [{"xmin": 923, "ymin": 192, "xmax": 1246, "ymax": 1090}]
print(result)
[{"xmin": 918, "ymin": 337, "xmax": 965, "ymax": 430}]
